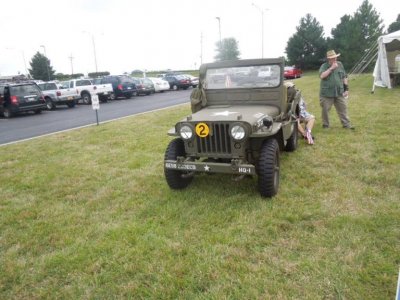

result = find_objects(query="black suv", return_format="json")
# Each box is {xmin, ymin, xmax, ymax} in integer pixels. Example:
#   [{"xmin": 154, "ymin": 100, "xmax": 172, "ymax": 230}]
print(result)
[
  {"xmin": 99, "ymin": 75, "xmax": 137, "ymax": 99},
  {"xmin": 0, "ymin": 82, "xmax": 47, "ymax": 118}
]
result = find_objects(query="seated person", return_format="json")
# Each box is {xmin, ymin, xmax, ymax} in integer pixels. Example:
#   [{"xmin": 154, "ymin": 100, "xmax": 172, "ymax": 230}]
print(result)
[{"xmin": 298, "ymin": 97, "xmax": 315, "ymax": 145}]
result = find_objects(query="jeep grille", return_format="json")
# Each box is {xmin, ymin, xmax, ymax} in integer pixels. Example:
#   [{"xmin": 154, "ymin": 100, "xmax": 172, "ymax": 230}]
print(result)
[{"xmin": 196, "ymin": 123, "xmax": 232, "ymax": 155}]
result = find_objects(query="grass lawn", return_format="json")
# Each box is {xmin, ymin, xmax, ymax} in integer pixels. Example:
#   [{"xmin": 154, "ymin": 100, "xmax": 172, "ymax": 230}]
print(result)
[{"xmin": 0, "ymin": 73, "xmax": 399, "ymax": 299}]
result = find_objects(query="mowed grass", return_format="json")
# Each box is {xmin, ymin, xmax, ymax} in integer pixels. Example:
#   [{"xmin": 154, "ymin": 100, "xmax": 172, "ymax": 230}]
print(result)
[{"xmin": 0, "ymin": 74, "xmax": 399, "ymax": 299}]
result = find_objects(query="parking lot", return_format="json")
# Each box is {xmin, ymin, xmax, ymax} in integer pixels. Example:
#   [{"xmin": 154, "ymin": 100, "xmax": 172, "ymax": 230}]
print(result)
[{"xmin": 0, "ymin": 89, "xmax": 191, "ymax": 145}]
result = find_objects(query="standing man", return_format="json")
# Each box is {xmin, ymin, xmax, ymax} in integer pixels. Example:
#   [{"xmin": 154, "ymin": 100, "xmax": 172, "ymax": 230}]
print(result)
[{"xmin": 319, "ymin": 50, "xmax": 354, "ymax": 129}]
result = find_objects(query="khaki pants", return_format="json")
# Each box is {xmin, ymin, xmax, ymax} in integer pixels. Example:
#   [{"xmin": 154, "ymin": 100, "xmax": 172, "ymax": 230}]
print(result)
[{"xmin": 320, "ymin": 96, "xmax": 351, "ymax": 128}]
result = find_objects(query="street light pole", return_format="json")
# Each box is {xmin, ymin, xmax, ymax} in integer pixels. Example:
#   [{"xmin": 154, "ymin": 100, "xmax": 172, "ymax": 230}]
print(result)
[
  {"xmin": 40, "ymin": 45, "xmax": 51, "ymax": 81},
  {"xmin": 21, "ymin": 50, "xmax": 28, "ymax": 76},
  {"xmin": 91, "ymin": 34, "xmax": 98, "ymax": 74},
  {"xmin": 216, "ymin": 17, "xmax": 222, "ymax": 46},
  {"xmin": 82, "ymin": 31, "xmax": 99, "ymax": 75},
  {"xmin": 252, "ymin": 3, "xmax": 268, "ymax": 58},
  {"xmin": 69, "ymin": 53, "xmax": 74, "ymax": 75}
]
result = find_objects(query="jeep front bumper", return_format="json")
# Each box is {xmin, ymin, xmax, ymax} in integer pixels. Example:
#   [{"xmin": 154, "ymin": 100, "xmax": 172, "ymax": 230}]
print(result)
[{"xmin": 164, "ymin": 158, "xmax": 256, "ymax": 175}]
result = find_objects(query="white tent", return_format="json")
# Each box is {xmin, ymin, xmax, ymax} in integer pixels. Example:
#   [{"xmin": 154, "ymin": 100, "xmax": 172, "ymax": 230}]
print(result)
[{"xmin": 372, "ymin": 30, "xmax": 400, "ymax": 91}]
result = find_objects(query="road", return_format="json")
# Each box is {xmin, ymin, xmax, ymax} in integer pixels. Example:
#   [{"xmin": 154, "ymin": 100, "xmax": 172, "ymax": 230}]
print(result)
[{"xmin": 0, "ymin": 89, "xmax": 191, "ymax": 145}]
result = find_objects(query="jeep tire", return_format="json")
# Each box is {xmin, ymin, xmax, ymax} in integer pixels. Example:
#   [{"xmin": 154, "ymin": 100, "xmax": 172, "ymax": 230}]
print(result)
[
  {"xmin": 258, "ymin": 139, "xmax": 280, "ymax": 198},
  {"xmin": 285, "ymin": 121, "xmax": 298, "ymax": 152},
  {"xmin": 164, "ymin": 138, "xmax": 193, "ymax": 189}
]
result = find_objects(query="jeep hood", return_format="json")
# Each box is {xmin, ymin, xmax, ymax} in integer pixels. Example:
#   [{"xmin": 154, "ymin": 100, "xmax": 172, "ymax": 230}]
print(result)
[{"xmin": 186, "ymin": 105, "xmax": 280, "ymax": 124}]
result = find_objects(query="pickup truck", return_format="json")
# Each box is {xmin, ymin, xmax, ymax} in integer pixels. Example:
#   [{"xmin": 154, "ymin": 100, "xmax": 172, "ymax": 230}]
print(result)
[
  {"xmin": 37, "ymin": 81, "xmax": 80, "ymax": 109},
  {"xmin": 91, "ymin": 78, "xmax": 113, "ymax": 101},
  {"xmin": 61, "ymin": 79, "xmax": 111, "ymax": 104}
]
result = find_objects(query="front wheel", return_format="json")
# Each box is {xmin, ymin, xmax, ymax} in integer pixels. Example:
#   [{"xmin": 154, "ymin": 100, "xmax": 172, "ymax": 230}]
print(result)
[
  {"xmin": 46, "ymin": 98, "xmax": 55, "ymax": 110},
  {"xmin": 81, "ymin": 92, "xmax": 91, "ymax": 104},
  {"xmin": 2, "ymin": 108, "xmax": 13, "ymax": 118},
  {"xmin": 164, "ymin": 138, "xmax": 193, "ymax": 189},
  {"xmin": 258, "ymin": 139, "xmax": 280, "ymax": 198}
]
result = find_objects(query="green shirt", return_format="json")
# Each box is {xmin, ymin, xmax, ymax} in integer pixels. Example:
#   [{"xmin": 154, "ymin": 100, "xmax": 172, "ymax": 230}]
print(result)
[{"xmin": 319, "ymin": 61, "xmax": 347, "ymax": 97}]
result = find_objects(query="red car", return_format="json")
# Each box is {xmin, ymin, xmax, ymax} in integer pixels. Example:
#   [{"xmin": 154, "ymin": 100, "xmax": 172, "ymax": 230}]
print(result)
[{"xmin": 284, "ymin": 66, "xmax": 302, "ymax": 79}]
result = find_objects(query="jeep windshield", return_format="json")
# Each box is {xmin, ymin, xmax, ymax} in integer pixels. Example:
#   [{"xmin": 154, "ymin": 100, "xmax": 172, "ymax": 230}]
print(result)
[{"xmin": 204, "ymin": 64, "xmax": 281, "ymax": 90}]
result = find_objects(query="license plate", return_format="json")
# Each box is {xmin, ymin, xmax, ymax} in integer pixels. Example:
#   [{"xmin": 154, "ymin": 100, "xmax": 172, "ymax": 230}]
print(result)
[
  {"xmin": 127, "ymin": 87, "xmax": 131, "ymax": 90},
  {"xmin": 67, "ymin": 96, "xmax": 73, "ymax": 100},
  {"xmin": 27, "ymin": 97, "xmax": 35, "ymax": 102}
]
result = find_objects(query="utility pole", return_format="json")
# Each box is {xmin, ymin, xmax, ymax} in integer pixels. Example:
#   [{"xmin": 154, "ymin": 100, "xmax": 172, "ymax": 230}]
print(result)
[
  {"xmin": 252, "ymin": 3, "xmax": 269, "ymax": 58},
  {"xmin": 69, "ymin": 53, "xmax": 74, "ymax": 75},
  {"xmin": 40, "ymin": 45, "xmax": 51, "ymax": 81}
]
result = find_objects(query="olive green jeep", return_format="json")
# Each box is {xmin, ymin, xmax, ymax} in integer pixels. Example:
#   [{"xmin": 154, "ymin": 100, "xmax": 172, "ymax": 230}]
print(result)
[{"xmin": 164, "ymin": 58, "xmax": 301, "ymax": 197}]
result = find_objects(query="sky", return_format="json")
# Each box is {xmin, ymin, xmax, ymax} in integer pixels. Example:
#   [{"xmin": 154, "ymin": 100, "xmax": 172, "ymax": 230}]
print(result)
[{"xmin": 0, "ymin": 0, "xmax": 398, "ymax": 76}]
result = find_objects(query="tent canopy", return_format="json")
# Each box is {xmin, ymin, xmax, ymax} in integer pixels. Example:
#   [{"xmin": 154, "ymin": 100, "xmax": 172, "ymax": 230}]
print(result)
[{"xmin": 373, "ymin": 30, "xmax": 400, "ymax": 90}]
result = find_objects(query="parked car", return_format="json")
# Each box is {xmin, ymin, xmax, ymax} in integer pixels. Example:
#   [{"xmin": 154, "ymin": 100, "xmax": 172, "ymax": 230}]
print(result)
[
  {"xmin": 284, "ymin": 66, "xmax": 302, "ymax": 79},
  {"xmin": 99, "ymin": 75, "xmax": 137, "ymax": 99},
  {"xmin": 60, "ymin": 79, "xmax": 98, "ymax": 104},
  {"xmin": 132, "ymin": 77, "xmax": 155, "ymax": 95},
  {"xmin": 163, "ymin": 74, "xmax": 192, "ymax": 90},
  {"xmin": 37, "ymin": 81, "xmax": 80, "ymax": 109},
  {"xmin": 148, "ymin": 77, "xmax": 170, "ymax": 92},
  {"xmin": 182, "ymin": 74, "xmax": 199, "ymax": 88},
  {"xmin": 0, "ymin": 82, "xmax": 47, "ymax": 118},
  {"xmin": 90, "ymin": 78, "xmax": 114, "ymax": 101}
]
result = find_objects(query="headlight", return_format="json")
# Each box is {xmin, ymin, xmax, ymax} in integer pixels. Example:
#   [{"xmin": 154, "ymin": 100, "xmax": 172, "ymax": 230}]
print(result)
[
  {"xmin": 179, "ymin": 125, "xmax": 193, "ymax": 140},
  {"xmin": 230, "ymin": 125, "xmax": 246, "ymax": 140}
]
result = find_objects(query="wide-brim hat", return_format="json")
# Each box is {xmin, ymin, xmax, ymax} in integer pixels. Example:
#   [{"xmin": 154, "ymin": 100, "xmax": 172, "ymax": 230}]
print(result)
[{"xmin": 327, "ymin": 50, "xmax": 340, "ymax": 59}]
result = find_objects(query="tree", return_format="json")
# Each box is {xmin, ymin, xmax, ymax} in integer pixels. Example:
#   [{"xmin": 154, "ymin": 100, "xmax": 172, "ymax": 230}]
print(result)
[
  {"xmin": 214, "ymin": 38, "xmax": 240, "ymax": 61},
  {"xmin": 88, "ymin": 71, "xmax": 110, "ymax": 78},
  {"xmin": 329, "ymin": 0, "xmax": 383, "ymax": 70},
  {"xmin": 54, "ymin": 73, "xmax": 85, "ymax": 81},
  {"xmin": 285, "ymin": 14, "xmax": 327, "ymax": 70},
  {"xmin": 131, "ymin": 69, "xmax": 143, "ymax": 76},
  {"xmin": 28, "ymin": 52, "xmax": 56, "ymax": 81},
  {"xmin": 387, "ymin": 14, "xmax": 400, "ymax": 33},
  {"xmin": 328, "ymin": 15, "xmax": 363, "ymax": 70},
  {"xmin": 353, "ymin": 0, "xmax": 384, "ymax": 42}
]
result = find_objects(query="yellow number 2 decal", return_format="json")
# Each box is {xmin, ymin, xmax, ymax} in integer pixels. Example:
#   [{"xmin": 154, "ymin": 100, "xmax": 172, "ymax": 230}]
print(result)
[{"xmin": 195, "ymin": 123, "xmax": 210, "ymax": 138}]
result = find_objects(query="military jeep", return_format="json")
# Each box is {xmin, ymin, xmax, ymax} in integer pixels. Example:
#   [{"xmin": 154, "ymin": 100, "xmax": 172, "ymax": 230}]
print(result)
[{"xmin": 164, "ymin": 58, "xmax": 301, "ymax": 197}]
